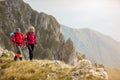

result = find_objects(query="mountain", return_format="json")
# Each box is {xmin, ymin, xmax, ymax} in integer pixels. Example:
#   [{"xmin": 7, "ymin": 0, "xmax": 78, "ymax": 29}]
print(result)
[
  {"xmin": 61, "ymin": 25, "xmax": 120, "ymax": 68},
  {"xmin": 0, "ymin": 0, "xmax": 111, "ymax": 79},
  {"xmin": 0, "ymin": 0, "xmax": 84, "ymax": 65}
]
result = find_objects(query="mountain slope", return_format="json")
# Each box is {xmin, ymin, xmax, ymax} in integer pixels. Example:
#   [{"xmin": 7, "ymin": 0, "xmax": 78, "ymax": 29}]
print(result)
[
  {"xmin": 0, "ymin": 0, "xmax": 83, "ymax": 65},
  {"xmin": 61, "ymin": 25, "xmax": 120, "ymax": 68},
  {"xmin": 105, "ymin": 67, "xmax": 120, "ymax": 80},
  {"xmin": 0, "ymin": 47, "xmax": 108, "ymax": 80}
]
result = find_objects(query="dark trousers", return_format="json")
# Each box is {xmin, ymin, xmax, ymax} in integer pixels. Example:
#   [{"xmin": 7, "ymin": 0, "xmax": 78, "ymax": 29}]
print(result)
[{"xmin": 27, "ymin": 44, "xmax": 34, "ymax": 60}]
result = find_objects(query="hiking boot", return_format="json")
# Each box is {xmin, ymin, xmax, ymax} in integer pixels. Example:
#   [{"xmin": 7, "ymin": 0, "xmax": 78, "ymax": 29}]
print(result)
[
  {"xmin": 19, "ymin": 57, "xmax": 22, "ymax": 61},
  {"xmin": 14, "ymin": 56, "xmax": 17, "ymax": 61}
]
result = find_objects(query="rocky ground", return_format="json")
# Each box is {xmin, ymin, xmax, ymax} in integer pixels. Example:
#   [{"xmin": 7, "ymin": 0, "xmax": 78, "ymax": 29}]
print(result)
[{"xmin": 0, "ymin": 47, "xmax": 108, "ymax": 80}]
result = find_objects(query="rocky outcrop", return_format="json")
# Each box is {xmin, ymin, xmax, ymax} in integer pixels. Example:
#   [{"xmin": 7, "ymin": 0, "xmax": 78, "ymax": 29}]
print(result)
[
  {"xmin": 68, "ymin": 60, "xmax": 108, "ymax": 80},
  {"xmin": 0, "ymin": 47, "xmax": 14, "ymax": 57},
  {"xmin": 0, "ymin": 0, "xmax": 83, "ymax": 65}
]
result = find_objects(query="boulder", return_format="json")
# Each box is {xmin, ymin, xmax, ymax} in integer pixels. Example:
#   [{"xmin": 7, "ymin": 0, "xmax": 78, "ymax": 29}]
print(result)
[
  {"xmin": 0, "ymin": 47, "xmax": 14, "ymax": 57},
  {"xmin": 69, "ymin": 59, "xmax": 108, "ymax": 80}
]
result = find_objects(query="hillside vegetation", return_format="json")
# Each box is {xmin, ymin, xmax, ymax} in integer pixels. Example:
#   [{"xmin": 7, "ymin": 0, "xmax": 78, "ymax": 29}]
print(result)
[
  {"xmin": 0, "ymin": 47, "xmax": 108, "ymax": 80},
  {"xmin": 0, "ymin": 57, "xmax": 72, "ymax": 80}
]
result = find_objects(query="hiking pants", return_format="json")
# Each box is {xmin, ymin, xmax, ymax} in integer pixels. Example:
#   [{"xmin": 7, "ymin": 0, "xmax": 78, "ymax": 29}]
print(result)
[
  {"xmin": 27, "ymin": 44, "xmax": 34, "ymax": 60},
  {"xmin": 14, "ymin": 46, "xmax": 23, "ymax": 61}
]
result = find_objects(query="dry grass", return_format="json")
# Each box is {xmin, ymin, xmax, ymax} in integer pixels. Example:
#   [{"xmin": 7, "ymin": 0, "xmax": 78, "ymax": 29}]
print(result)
[
  {"xmin": 105, "ymin": 67, "xmax": 120, "ymax": 80},
  {"xmin": 0, "ymin": 56, "xmax": 107, "ymax": 80},
  {"xmin": 0, "ymin": 57, "xmax": 72, "ymax": 80}
]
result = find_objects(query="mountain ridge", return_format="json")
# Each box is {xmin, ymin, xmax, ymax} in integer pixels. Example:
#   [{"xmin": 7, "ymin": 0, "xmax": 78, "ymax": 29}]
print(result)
[{"xmin": 61, "ymin": 25, "xmax": 120, "ymax": 68}]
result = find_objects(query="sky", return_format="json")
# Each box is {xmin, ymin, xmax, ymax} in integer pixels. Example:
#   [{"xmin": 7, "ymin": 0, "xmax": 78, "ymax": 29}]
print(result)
[{"xmin": 23, "ymin": 0, "xmax": 120, "ymax": 41}]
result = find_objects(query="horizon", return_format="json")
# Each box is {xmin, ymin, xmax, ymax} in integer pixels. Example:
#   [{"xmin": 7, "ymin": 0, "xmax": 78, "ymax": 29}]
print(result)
[{"xmin": 23, "ymin": 0, "xmax": 120, "ymax": 41}]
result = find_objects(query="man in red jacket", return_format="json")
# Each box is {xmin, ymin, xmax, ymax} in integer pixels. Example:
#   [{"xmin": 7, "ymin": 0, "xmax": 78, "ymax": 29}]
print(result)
[{"xmin": 11, "ymin": 28, "xmax": 25, "ymax": 61}]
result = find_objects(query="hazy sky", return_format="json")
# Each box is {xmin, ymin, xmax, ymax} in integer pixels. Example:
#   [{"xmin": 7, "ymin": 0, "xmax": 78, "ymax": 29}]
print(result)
[{"xmin": 23, "ymin": 0, "xmax": 120, "ymax": 41}]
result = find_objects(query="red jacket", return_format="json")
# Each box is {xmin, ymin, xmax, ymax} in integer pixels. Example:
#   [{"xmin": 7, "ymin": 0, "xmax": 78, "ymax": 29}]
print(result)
[
  {"xmin": 26, "ymin": 32, "xmax": 36, "ymax": 45},
  {"xmin": 11, "ymin": 32, "xmax": 25, "ymax": 46}
]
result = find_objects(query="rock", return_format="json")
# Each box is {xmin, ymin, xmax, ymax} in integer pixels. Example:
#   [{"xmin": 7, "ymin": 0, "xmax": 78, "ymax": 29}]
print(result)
[
  {"xmin": 0, "ymin": 51, "xmax": 2, "ymax": 57},
  {"xmin": 68, "ymin": 59, "xmax": 108, "ymax": 80},
  {"xmin": 0, "ymin": 47, "xmax": 14, "ymax": 57},
  {"xmin": 75, "ymin": 59, "xmax": 92, "ymax": 69},
  {"xmin": 0, "ymin": 47, "xmax": 3, "ymax": 57}
]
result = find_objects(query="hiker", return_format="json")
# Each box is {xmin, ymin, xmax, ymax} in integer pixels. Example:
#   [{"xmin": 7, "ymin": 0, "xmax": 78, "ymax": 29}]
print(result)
[
  {"xmin": 26, "ymin": 26, "xmax": 37, "ymax": 61},
  {"xmin": 11, "ymin": 28, "xmax": 25, "ymax": 61}
]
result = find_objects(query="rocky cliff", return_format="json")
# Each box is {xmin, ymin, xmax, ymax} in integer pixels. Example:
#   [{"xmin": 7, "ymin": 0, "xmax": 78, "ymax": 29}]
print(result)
[{"xmin": 0, "ymin": 0, "xmax": 83, "ymax": 65}]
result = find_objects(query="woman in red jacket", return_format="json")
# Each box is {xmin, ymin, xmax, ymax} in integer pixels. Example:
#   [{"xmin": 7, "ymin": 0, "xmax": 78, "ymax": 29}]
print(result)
[
  {"xmin": 11, "ymin": 28, "xmax": 25, "ymax": 61},
  {"xmin": 26, "ymin": 26, "xmax": 37, "ymax": 61}
]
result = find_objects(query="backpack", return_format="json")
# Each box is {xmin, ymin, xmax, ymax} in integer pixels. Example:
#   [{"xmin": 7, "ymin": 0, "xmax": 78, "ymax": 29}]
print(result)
[{"xmin": 9, "ymin": 32, "xmax": 14, "ymax": 38}]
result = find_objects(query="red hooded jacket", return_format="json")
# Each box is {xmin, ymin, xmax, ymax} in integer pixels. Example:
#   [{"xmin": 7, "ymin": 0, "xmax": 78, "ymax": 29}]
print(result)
[
  {"xmin": 11, "ymin": 32, "xmax": 25, "ymax": 46},
  {"xmin": 26, "ymin": 32, "xmax": 37, "ymax": 45}
]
